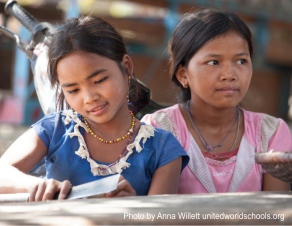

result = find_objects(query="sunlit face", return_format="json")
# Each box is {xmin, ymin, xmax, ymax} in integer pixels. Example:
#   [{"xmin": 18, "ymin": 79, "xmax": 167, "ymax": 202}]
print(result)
[
  {"xmin": 178, "ymin": 31, "xmax": 252, "ymax": 109},
  {"xmin": 57, "ymin": 51, "xmax": 130, "ymax": 124}
]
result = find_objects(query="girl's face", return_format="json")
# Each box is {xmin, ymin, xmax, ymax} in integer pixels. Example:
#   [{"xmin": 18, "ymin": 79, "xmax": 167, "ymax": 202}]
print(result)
[
  {"xmin": 57, "ymin": 51, "xmax": 132, "ymax": 124},
  {"xmin": 177, "ymin": 31, "xmax": 252, "ymax": 109}
]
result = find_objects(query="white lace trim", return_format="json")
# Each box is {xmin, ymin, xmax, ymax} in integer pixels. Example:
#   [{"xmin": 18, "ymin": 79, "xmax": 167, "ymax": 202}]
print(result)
[
  {"xmin": 205, "ymin": 155, "xmax": 237, "ymax": 166},
  {"xmin": 63, "ymin": 110, "xmax": 155, "ymax": 176},
  {"xmin": 260, "ymin": 114, "xmax": 279, "ymax": 152},
  {"xmin": 150, "ymin": 112, "xmax": 177, "ymax": 138}
]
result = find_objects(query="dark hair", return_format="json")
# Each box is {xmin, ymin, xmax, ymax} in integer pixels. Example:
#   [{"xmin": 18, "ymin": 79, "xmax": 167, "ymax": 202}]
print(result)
[
  {"xmin": 169, "ymin": 8, "xmax": 253, "ymax": 102},
  {"xmin": 48, "ymin": 16, "xmax": 138, "ymax": 110}
]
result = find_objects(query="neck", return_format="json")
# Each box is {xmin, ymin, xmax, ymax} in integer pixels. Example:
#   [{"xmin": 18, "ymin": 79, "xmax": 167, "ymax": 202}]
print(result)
[
  {"xmin": 186, "ymin": 101, "xmax": 238, "ymax": 128},
  {"xmin": 185, "ymin": 100, "xmax": 241, "ymax": 153}
]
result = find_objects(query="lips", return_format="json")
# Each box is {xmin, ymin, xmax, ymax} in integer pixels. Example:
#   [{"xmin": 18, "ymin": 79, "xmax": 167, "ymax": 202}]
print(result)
[
  {"xmin": 216, "ymin": 86, "xmax": 239, "ymax": 92},
  {"xmin": 88, "ymin": 103, "xmax": 107, "ymax": 113}
]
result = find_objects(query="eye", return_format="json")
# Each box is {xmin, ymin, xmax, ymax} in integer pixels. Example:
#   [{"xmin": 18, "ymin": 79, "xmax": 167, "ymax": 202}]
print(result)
[
  {"xmin": 237, "ymin": 59, "xmax": 247, "ymax": 64},
  {"xmin": 207, "ymin": 60, "xmax": 219, "ymax": 65},
  {"xmin": 68, "ymin": 88, "xmax": 79, "ymax": 94},
  {"xmin": 94, "ymin": 76, "xmax": 108, "ymax": 84}
]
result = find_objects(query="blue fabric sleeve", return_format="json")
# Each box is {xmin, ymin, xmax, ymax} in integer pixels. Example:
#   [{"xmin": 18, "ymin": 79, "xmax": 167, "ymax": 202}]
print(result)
[
  {"xmin": 31, "ymin": 113, "xmax": 57, "ymax": 148},
  {"xmin": 154, "ymin": 128, "xmax": 189, "ymax": 171}
]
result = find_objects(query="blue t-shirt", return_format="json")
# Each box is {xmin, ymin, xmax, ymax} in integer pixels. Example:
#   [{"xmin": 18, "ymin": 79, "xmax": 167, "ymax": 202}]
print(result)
[{"xmin": 32, "ymin": 110, "xmax": 189, "ymax": 195}]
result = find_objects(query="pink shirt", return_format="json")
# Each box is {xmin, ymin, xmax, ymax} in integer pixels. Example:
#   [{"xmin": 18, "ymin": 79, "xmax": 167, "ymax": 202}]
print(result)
[{"xmin": 142, "ymin": 104, "xmax": 292, "ymax": 193}]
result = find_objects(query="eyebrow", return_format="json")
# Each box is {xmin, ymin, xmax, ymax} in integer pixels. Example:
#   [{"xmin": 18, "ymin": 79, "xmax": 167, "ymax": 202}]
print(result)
[
  {"xmin": 235, "ymin": 52, "xmax": 249, "ymax": 57},
  {"xmin": 203, "ymin": 52, "xmax": 249, "ymax": 58},
  {"xmin": 61, "ymin": 69, "xmax": 107, "ymax": 88}
]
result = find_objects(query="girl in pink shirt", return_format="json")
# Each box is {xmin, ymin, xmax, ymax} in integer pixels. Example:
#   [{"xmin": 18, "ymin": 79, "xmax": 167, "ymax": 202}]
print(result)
[{"xmin": 142, "ymin": 8, "xmax": 292, "ymax": 193}]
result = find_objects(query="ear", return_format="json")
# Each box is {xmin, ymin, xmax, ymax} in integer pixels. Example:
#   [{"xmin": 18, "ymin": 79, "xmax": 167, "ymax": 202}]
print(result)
[
  {"xmin": 121, "ymin": 54, "xmax": 134, "ymax": 77},
  {"xmin": 176, "ymin": 65, "xmax": 189, "ymax": 88}
]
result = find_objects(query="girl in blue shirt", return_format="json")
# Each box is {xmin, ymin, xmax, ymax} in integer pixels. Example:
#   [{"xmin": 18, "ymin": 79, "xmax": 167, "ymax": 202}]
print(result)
[{"xmin": 0, "ymin": 16, "xmax": 188, "ymax": 201}]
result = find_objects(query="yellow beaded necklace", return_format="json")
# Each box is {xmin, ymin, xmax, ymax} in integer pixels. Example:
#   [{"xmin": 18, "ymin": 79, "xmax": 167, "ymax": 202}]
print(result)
[{"xmin": 84, "ymin": 111, "xmax": 136, "ymax": 144}]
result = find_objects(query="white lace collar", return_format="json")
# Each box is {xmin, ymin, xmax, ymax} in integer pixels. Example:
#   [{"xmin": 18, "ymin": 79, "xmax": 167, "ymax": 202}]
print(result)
[{"xmin": 63, "ymin": 110, "xmax": 155, "ymax": 176}]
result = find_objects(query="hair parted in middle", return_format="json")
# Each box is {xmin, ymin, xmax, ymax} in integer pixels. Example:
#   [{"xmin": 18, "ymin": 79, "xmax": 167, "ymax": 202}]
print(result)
[
  {"xmin": 48, "ymin": 16, "xmax": 139, "ymax": 110},
  {"xmin": 168, "ymin": 8, "xmax": 253, "ymax": 102}
]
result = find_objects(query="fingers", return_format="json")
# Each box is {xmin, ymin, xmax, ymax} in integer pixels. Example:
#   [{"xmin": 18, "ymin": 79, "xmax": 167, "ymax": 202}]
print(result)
[
  {"xmin": 58, "ymin": 180, "xmax": 72, "ymax": 200},
  {"xmin": 29, "ymin": 180, "xmax": 50, "ymax": 202},
  {"xmin": 28, "ymin": 179, "xmax": 72, "ymax": 202},
  {"xmin": 42, "ymin": 182, "xmax": 60, "ymax": 201},
  {"xmin": 28, "ymin": 176, "xmax": 134, "ymax": 201},
  {"xmin": 28, "ymin": 182, "xmax": 40, "ymax": 202},
  {"xmin": 105, "ymin": 176, "xmax": 136, "ymax": 198}
]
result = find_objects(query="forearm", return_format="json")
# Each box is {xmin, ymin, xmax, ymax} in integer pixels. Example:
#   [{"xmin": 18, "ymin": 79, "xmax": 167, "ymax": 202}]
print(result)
[
  {"xmin": 262, "ymin": 173, "xmax": 291, "ymax": 191},
  {"xmin": 0, "ymin": 163, "xmax": 43, "ymax": 194},
  {"xmin": 148, "ymin": 157, "xmax": 182, "ymax": 195}
]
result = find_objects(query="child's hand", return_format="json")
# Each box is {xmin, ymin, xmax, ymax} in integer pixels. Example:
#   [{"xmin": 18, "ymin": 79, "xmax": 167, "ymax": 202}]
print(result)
[
  {"xmin": 28, "ymin": 179, "xmax": 72, "ymax": 202},
  {"xmin": 104, "ymin": 175, "xmax": 136, "ymax": 198}
]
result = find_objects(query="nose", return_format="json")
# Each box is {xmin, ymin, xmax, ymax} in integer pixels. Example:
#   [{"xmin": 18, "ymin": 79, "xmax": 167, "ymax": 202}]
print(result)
[
  {"xmin": 83, "ymin": 89, "xmax": 99, "ymax": 104},
  {"xmin": 220, "ymin": 63, "xmax": 236, "ymax": 81}
]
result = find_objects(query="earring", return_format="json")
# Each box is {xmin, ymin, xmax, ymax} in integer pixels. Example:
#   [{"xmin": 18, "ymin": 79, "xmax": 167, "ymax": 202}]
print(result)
[
  {"xmin": 128, "ymin": 75, "xmax": 131, "ymax": 86},
  {"xmin": 183, "ymin": 83, "xmax": 188, "ymax": 88},
  {"xmin": 127, "ymin": 75, "xmax": 131, "ymax": 102}
]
